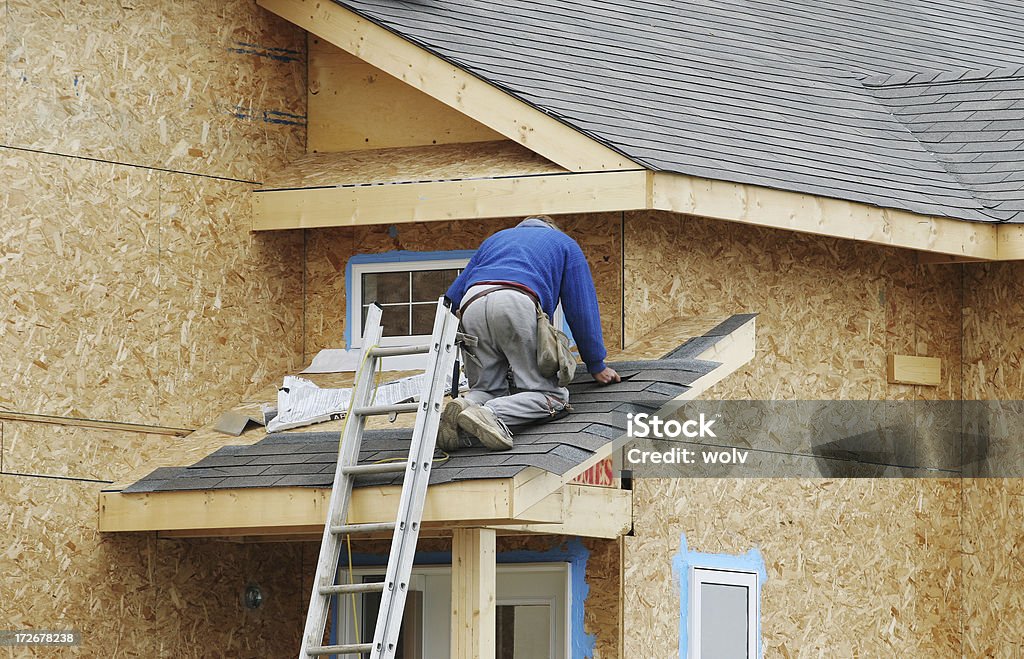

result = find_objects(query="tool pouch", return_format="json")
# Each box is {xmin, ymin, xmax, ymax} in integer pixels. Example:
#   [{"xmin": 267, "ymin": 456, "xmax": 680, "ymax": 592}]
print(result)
[{"xmin": 535, "ymin": 306, "xmax": 577, "ymax": 387}]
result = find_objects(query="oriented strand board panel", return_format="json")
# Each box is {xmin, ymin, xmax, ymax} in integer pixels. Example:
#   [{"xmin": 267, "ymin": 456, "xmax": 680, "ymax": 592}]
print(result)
[
  {"xmin": 308, "ymin": 37, "xmax": 503, "ymax": 152},
  {"xmin": 0, "ymin": 149, "xmax": 162, "ymax": 421},
  {"xmin": 0, "ymin": 150, "xmax": 305, "ymax": 430},
  {"xmin": 260, "ymin": 140, "xmax": 564, "ymax": 190},
  {"xmin": 623, "ymin": 479, "xmax": 962, "ymax": 658},
  {"xmin": 1, "ymin": 421, "xmax": 174, "ymax": 482},
  {"xmin": 6, "ymin": 0, "xmax": 306, "ymax": 182},
  {"xmin": 0, "ymin": 474, "xmax": 309, "ymax": 657},
  {"xmin": 961, "ymin": 479, "xmax": 1024, "ymax": 655},
  {"xmin": 303, "ymin": 213, "xmax": 623, "ymax": 361},
  {"xmin": 623, "ymin": 210, "xmax": 963, "ymax": 401},
  {"xmin": 157, "ymin": 173, "xmax": 304, "ymax": 428},
  {"xmin": 963, "ymin": 262, "xmax": 1024, "ymax": 401},
  {"xmin": 960, "ymin": 265, "xmax": 1024, "ymax": 654}
]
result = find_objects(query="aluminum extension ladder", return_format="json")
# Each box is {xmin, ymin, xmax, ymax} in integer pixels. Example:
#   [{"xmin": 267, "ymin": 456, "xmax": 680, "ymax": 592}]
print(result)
[{"xmin": 300, "ymin": 298, "xmax": 460, "ymax": 658}]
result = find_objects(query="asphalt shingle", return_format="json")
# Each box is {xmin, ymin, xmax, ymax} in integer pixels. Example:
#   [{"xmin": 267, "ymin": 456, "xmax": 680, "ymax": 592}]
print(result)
[{"xmin": 328, "ymin": 0, "xmax": 1024, "ymax": 222}]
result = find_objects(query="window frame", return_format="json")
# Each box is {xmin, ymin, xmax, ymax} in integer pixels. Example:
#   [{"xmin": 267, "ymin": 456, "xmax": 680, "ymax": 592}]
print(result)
[
  {"xmin": 348, "ymin": 257, "xmax": 470, "ymax": 348},
  {"xmin": 688, "ymin": 567, "xmax": 759, "ymax": 659},
  {"xmin": 332, "ymin": 562, "xmax": 571, "ymax": 659}
]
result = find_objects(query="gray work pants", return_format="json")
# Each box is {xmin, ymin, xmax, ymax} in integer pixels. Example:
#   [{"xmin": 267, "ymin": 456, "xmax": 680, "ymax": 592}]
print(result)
[{"xmin": 460, "ymin": 284, "xmax": 569, "ymax": 426}]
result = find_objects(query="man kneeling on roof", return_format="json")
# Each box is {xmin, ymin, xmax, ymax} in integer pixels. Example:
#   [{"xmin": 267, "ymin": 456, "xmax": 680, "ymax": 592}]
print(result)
[{"xmin": 438, "ymin": 216, "xmax": 620, "ymax": 452}]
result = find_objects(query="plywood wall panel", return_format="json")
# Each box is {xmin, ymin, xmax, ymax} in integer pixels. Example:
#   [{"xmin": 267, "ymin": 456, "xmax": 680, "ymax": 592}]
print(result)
[
  {"xmin": 303, "ymin": 213, "xmax": 623, "ymax": 362},
  {"xmin": 624, "ymin": 210, "xmax": 962, "ymax": 401},
  {"xmin": 623, "ymin": 478, "xmax": 962, "ymax": 658},
  {"xmin": 960, "ymin": 264, "xmax": 1024, "ymax": 654},
  {"xmin": 6, "ymin": 0, "xmax": 305, "ymax": 182},
  {"xmin": 308, "ymin": 38, "xmax": 502, "ymax": 153},
  {"xmin": 961, "ymin": 478, "xmax": 1024, "ymax": 655},
  {"xmin": 0, "ymin": 474, "xmax": 308, "ymax": 658},
  {"xmin": 157, "ymin": 173, "xmax": 304, "ymax": 428},
  {"xmin": 2, "ymin": 421, "xmax": 173, "ymax": 482},
  {"xmin": 0, "ymin": 149, "xmax": 162, "ymax": 422}
]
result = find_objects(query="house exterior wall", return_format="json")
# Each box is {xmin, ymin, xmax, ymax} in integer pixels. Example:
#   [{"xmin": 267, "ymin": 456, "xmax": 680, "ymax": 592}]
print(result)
[
  {"xmin": 0, "ymin": 1, "xmax": 310, "ymax": 655},
  {"xmin": 621, "ymin": 211, "xmax": 967, "ymax": 657}
]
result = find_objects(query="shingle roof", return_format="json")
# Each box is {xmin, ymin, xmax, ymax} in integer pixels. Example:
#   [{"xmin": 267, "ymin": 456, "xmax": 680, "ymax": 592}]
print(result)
[
  {"xmin": 329, "ymin": 0, "xmax": 1024, "ymax": 223},
  {"xmin": 865, "ymin": 67, "xmax": 1024, "ymax": 222},
  {"xmin": 123, "ymin": 315, "xmax": 755, "ymax": 493}
]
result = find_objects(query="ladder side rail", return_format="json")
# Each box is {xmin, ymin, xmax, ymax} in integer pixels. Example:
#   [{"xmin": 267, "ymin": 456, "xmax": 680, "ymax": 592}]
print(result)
[
  {"xmin": 300, "ymin": 304, "xmax": 387, "ymax": 657},
  {"xmin": 371, "ymin": 299, "xmax": 460, "ymax": 658}
]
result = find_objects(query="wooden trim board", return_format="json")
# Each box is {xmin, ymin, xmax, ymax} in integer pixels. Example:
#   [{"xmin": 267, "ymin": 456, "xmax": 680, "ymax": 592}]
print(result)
[
  {"xmin": 887, "ymin": 354, "xmax": 942, "ymax": 386},
  {"xmin": 252, "ymin": 170, "xmax": 649, "ymax": 229},
  {"xmin": 98, "ymin": 480, "xmax": 632, "ymax": 539}
]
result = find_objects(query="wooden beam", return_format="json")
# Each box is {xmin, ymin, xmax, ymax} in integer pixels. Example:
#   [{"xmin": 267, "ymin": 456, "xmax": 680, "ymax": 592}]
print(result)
[
  {"xmin": 252, "ymin": 170, "xmax": 649, "ymax": 230},
  {"xmin": 489, "ymin": 484, "xmax": 632, "ymax": 539},
  {"xmin": 997, "ymin": 224, "xmax": 1024, "ymax": 261},
  {"xmin": 451, "ymin": 528, "xmax": 496, "ymax": 659},
  {"xmin": 257, "ymin": 0, "xmax": 632, "ymax": 172},
  {"xmin": 651, "ymin": 172, "xmax": 1001, "ymax": 259},
  {"xmin": 0, "ymin": 410, "xmax": 192, "ymax": 437},
  {"xmin": 887, "ymin": 354, "xmax": 942, "ymax": 386},
  {"xmin": 97, "ymin": 476, "xmax": 572, "ymax": 534}
]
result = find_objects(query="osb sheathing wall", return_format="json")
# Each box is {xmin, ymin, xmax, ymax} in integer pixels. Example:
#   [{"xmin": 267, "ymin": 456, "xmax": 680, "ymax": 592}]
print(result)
[
  {"xmin": 621, "ymin": 210, "xmax": 967, "ymax": 656},
  {"xmin": 961, "ymin": 264, "xmax": 1024, "ymax": 655},
  {"xmin": 1, "ymin": 1, "xmax": 309, "ymax": 655}
]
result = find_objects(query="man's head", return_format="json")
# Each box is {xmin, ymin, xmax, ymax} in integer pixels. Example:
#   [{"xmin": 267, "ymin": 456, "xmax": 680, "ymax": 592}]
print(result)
[{"xmin": 519, "ymin": 215, "xmax": 560, "ymax": 230}]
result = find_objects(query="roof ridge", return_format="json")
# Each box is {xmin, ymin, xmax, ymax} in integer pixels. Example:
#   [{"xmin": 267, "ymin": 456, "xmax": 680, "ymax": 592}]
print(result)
[{"xmin": 862, "ymin": 65, "xmax": 1024, "ymax": 88}]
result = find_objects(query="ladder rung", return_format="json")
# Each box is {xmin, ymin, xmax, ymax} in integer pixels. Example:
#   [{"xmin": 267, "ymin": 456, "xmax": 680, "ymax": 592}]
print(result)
[
  {"xmin": 343, "ymin": 462, "xmax": 407, "ymax": 476},
  {"xmin": 369, "ymin": 344, "xmax": 431, "ymax": 357},
  {"xmin": 351, "ymin": 402, "xmax": 420, "ymax": 416},
  {"xmin": 331, "ymin": 521, "xmax": 398, "ymax": 535},
  {"xmin": 307, "ymin": 643, "xmax": 373, "ymax": 656},
  {"xmin": 319, "ymin": 581, "xmax": 386, "ymax": 596}
]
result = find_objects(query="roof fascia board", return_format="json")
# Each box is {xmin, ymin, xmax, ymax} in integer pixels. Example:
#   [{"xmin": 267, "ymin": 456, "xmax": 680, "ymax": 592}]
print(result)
[
  {"xmin": 98, "ymin": 481, "xmax": 630, "ymax": 539},
  {"xmin": 251, "ymin": 170, "xmax": 650, "ymax": 230},
  {"xmin": 652, "ymin": 172, "xmax": 1001, "ymax": 260},
  {"xmin": 256, "ymin": 0, "xmax": 633, "ymax": 172}
]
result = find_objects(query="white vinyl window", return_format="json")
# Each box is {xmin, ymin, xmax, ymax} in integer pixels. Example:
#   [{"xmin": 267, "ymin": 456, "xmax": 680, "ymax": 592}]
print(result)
[
  {"xmin": 333, "ymin": 563, "xmax": 570, "ymax": 659},
  {"xmin": 689, "ymin": 568, "xmax": 758, "ymax": 659},
  {"xmin": 349, "ymin": 258, "xmax": 469, "ymax": 348}
]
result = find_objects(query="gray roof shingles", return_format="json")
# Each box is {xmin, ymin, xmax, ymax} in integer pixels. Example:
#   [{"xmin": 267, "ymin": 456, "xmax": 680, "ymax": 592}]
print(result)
[
  {"xmin": 327, "ymin": 0, "xmax": 1024, "ymax": 223},
  {"xmin": 122, "ymin": 315, "xmax": 755, "ymax": 493}
]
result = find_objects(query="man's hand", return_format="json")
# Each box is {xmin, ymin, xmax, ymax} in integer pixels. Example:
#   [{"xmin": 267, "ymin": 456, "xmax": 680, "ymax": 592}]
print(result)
[{"xmin": 592, "ymin": 367, "xmax": 620, "ymax": 384}]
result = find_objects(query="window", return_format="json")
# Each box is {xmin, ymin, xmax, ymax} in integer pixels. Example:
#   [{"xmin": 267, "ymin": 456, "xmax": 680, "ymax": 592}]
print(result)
[
  {"xmin": 689, "ymin": 568, "xmax": 758, "ymax": 659},
  {"xmin": 332, "ymin": 563, "xmax": 570, "ymax": 659},
  {"xmin": 349, "ymin": 256, "xmax": 471, "ymax": 348},
  {"xmin": 346, "ymin": 252, "xmax": 572, "ymax": 352}
]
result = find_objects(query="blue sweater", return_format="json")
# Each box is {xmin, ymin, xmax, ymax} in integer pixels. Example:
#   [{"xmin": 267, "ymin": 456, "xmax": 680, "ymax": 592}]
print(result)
[{"xmin": 446, "ymin": 219, "xmax": 608, "ymax": 373}]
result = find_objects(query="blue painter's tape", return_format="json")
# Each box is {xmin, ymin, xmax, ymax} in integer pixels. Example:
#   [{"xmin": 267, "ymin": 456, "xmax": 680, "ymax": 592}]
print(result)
[
  {"xmin": 673, "ymin": 533, "xmax": 767, "ymax": 659},
  {"xmin": 343, "ymin": 250, "xmax": 477, "ymax": 348},
  {"xmin": 338, "ymin": 538, "xmax": 596, "ymax": 658}
]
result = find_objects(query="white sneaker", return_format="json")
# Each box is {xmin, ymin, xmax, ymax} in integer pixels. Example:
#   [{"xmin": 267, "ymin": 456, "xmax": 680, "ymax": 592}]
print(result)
[
  {"xmin": 457, "ymin": 405, "xmax": 514, "ymax": 451},
  {"xmin": 437, "ymin": 398, "xmax": 475, "ymax": 451}
]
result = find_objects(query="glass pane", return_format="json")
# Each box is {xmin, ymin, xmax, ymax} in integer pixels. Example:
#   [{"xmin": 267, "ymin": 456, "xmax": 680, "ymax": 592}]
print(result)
[
  {"xmin": 412, "ymin": 268, "xmax": 460, "ymax": 302},
  {"xmin": 363, "ymin": 271, "xmax": 410, "ymax": 305},
  {"xmin": 700, "ymin": 583, "xmax": 748, "ymax": 659},
  {"xmin": 380, "ymin": 304, "xmax": 411, "ymax": 336},
  {"xmin": 411, "ymin": 303, "xmax": 437, "ymax": 335},
  {"xmin": 497, "ymin": 604, "xmax": 550, "ymax": 659}
]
